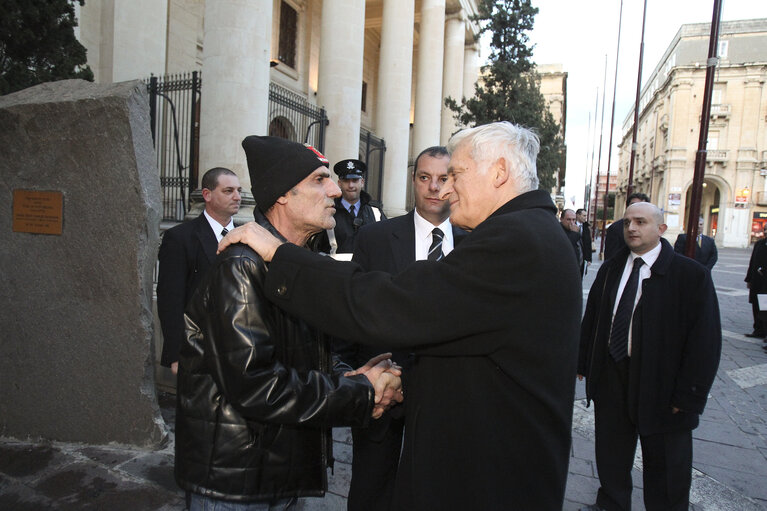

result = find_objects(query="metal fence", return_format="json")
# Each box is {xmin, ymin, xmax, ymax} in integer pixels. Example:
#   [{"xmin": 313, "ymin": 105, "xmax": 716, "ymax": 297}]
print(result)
[
  {"xmin": 146, "ymin": 72, "xmax": 201, "ymax": 222},
  {"xmin": 268, "ymin": 82, "xmax": 328, "ymax": 151},
  {"xmin": 359, "ymin": 129, "xmax": 386, "ymax": 203},
  {"xmin": 147, "ymin": 74, "xmax": 386, "ymax": 216}
]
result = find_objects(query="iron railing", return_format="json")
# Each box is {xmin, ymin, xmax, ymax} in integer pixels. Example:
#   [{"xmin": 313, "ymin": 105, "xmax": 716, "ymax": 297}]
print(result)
[
  {"xmin": 268, "ymin": 82, "xmax": 328, "ymax": 151},
  {"xmin": 359, "ymin": 129, "xmax": 386, "ymax": 203},
  {"xmin": 146, "ymin": 72, "xmax": 201, "ymax": 222},
  {"xmin": 147, "ymin": 75, "xmax": 386, "ymax": 216}
]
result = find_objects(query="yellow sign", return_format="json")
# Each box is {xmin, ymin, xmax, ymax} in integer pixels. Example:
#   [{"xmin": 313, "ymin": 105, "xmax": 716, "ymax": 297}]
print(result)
[{"xmin": 12, "ymin": 190, "xmax": 64, "ymax": 235}]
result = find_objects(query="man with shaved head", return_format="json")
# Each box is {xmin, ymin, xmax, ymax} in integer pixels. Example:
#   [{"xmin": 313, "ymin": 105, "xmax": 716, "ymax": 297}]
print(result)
[{"xmin": 578, "ymin": 202, "xmax": 721, "ymax": 511}]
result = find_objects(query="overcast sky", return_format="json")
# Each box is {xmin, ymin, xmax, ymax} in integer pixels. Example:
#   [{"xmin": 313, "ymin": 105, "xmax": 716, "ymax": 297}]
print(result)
[{"xmin": 517, "ymin": 0, "xmax": 767, "ymax": 209}]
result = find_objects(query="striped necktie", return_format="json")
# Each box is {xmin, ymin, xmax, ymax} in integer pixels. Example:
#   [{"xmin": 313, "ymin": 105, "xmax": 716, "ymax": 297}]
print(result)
[{"xmin": 428, "ymin": 228, "xmax": 445, "ymax": 262}]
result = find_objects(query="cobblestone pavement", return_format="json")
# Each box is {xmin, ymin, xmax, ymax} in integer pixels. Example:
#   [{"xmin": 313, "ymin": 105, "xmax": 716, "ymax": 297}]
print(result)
[{"xmin": 1, "ymin": 247, "xmax": 765, "ymax": 510}]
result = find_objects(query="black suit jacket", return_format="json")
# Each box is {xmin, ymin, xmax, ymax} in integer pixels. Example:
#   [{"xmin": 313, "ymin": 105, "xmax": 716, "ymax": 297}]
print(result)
[
  {"xmin": 673, "ymin": 233, "xmax": 717, "ymax": 270},
  {"xmin": 263, "ymin": 190, "xmax": 582, "ymax": 510},
  {"xmin": 745, "ymin": 237, "xmax": 767, "ymax": 302},
  {"xmin": 337, "ymin": 211, "xmax": 467, "ymax": 367},
  {"xmin": 579, "ymin": 239, "xmax": 721, "ymax": 435},
  {"xmin": 580, "ymin": 222, "xmax": 593, "ymax": 263},
  {"xmin": 157, "ymin": 212, "xmax": 218, "ymax": 367}
]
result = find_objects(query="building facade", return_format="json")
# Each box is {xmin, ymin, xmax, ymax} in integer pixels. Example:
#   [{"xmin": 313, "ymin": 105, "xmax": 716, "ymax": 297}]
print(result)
[
  {"xmin": 75, "ymin": 0, "xmax": 482, "ymax": 218},
  {"xmin": 538, "ymin": 64, "xmax": 568, "ymax": 205},
  {"xmin": 616, "ymin": 19, "xmax": 767, "ymax": 247}
]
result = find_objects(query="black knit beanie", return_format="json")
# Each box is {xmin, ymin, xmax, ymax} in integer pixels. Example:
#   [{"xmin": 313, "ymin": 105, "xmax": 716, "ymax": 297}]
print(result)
[{"xmin": 242, "ymin": 135, "xmax": 329, "ymax": 213}]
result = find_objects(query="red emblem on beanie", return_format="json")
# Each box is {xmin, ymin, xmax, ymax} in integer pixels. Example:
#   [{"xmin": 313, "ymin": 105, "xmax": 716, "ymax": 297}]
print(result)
[{"xmin": 304, "ymin": 144, "xmax": 329, "ymax": 165}]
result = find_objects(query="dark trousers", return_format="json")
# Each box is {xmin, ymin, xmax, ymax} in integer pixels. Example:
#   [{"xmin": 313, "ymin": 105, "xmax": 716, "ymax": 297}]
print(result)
[
  {"xmin": 751, "ymin": 300, "xmax": 766, "ymax": 335},
  {"xmin": 347, "ymin": 415, "xmax": 404, "ymax": 511},
  {"xmin": 594, "ymin": 357, "xmax": 693, "ymax": 511}
]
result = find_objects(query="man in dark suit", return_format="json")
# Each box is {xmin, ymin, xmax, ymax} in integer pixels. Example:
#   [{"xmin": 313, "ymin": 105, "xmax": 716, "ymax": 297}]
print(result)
[
  {"xmin": 561, "ymin": 208, "xmax": 584, "ymax": 271},
  {"xmin": 577, "ymin": 208, "xmax": 593, "ymax": 274},
  {"xmin": 340, "ymin": 146, "xmax": 465, "ymax": 511},
  {"xmin": 578, "ymin": 202, "xmax": 721, "ymax": 511},
  {"xmin": 220, "ymin": 121, "xmax": 583, "ymax": 510},
  {"xmin": 673, "ymin": 217, "xmax": 718, "ymax": 270},
  {"xmin": 604, "ymin": 192, "xmax": 650, "ymax": 260},
  {"xmin": 156, "ymin": 167, "xmax": 241, "ymax": 374},
  {"xmin": 745, "ymin": 223, "xmax": 767, "ymax": 341}
]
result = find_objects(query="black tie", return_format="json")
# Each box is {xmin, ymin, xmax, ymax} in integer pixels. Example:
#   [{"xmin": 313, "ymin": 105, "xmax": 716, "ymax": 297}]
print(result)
[
  {"xmin": 221, "ymin": 228, "xmax": 228, "ymax": 237},
  {"xmin": 349, "ymin": 204, "xmax": 356, "ymax": 217},
  {"xmin": 609, "ymin": 257, "xmax": 645, "ymax": 361},
  {"xmin": 428, "ymin": 228, "xmax": 445, "ymax": 262}
]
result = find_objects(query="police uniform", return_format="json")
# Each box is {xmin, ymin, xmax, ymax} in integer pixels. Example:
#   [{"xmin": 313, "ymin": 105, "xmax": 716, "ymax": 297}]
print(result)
[{"xmin": 319, "ymin": 159, "xmax": 385, "ymax": 255}]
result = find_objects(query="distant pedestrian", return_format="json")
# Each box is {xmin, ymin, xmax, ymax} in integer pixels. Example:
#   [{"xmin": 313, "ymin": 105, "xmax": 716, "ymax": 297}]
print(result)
[
  {"xmin": 603, "ymin": 192, "xmax": 650, "ymax": 260},
  {"xmin": 561, "ymin": 208, "xmax": 584, "ymax": 271},
  {"xmin": 578, "ymin": 202, "xmax": 721, "ymax": 511},
  {"xmin": 577, "ymin": 208, "xmax": 593, "ymax": 274},
  {"xmin": 745, "ymin": 223, "xmax": 767, "ymax": 343},
  {"xmin": 673, "ymin": 217, "xmax": 718, "ymax": 270}
]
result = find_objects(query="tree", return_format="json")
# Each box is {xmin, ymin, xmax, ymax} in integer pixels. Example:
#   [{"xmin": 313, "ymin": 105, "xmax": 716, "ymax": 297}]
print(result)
[
  {"xmin": 0, "ymin": 0, "xmax": 93, "ymax": 95},
  {"xmin": 445, "ymin": 0, "xmax": 564, "ymax": 191}
]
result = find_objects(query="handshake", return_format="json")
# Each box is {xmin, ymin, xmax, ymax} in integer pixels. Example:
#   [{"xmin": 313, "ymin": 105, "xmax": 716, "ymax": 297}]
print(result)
[{"xmin": 345, "ymin": 353, "xmax": 404, "ymax": 419}]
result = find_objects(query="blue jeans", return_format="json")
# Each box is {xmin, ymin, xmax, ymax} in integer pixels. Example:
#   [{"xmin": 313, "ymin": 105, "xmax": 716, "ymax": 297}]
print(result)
[{"xmin": 189, "ymin": 493, "xmax": 296, "ymax": 511}]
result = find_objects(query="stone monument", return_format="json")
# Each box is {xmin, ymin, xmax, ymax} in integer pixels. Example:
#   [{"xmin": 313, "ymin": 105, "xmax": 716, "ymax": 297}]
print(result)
[{"xmin": 0, "ymin": 79, "xmax": 166, "ymax": 446}]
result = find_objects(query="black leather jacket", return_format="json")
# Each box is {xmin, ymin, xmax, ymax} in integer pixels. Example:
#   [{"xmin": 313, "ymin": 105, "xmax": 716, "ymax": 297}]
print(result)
[{"xmin": 175, "ymin": 216, "xmax": 375, "ymax": 502}]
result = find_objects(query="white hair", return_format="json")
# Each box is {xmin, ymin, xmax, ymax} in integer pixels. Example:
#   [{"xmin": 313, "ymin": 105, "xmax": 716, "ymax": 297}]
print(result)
[{"xmin": 446, "ymin": 121, "xmax": 540, "ymax": 192}]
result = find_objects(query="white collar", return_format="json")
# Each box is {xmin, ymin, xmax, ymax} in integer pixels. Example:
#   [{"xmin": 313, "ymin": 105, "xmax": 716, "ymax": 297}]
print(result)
[
  {"xmin": 204, "ymin": 210, "xmax": 234, "ymax": 238},
  {"xmin": 630, "ymin": 240, "xmax": 662, "ymax": 269}
]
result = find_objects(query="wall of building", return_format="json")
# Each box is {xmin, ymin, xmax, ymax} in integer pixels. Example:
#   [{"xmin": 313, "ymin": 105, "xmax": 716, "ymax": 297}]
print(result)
[{"xmin": 617, "ymin": 19, "xmax": 767, "ymax": 248}]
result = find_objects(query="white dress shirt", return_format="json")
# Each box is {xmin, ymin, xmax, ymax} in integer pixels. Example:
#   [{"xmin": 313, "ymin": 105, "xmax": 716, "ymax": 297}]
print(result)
[
  {"xmin": 413, "ymin": 210, "xmax": 454, "ymax": 261},
  {"xmin": 612, "ymin": 241, "xmax": 662, "ymax": 356},
  {"xmin": 204, "ymin": 210, "xmax": 235, "ymax": 243}
]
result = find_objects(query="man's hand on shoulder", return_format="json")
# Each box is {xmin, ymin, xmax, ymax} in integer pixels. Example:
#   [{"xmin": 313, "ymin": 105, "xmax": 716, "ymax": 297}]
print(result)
[{"xmin": 218, "ymin": 222, "xmax": 284, "ymax": 261}]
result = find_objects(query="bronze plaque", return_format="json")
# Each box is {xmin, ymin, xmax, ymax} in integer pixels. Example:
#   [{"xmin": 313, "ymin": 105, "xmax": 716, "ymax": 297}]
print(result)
[{"xmin": 12, "ymin": 190, "xmax": 64, "ymax": 235}]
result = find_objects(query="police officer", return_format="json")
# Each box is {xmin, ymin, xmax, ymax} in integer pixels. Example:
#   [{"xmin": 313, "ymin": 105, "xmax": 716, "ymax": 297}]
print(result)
[{"xmin": 321, "ymin": 159, "xmax": 385, "ymax": 255}]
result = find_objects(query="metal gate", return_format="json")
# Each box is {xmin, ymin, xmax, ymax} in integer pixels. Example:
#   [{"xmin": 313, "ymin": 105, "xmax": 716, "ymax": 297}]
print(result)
[{"xmin": 146, "ymin": 72, "xmax": 201, "ymax": 222}]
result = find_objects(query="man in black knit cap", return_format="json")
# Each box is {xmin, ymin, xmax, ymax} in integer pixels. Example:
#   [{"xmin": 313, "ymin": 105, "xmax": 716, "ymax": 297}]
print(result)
[{"xmin": 174, "ymin": 136, "xmax": 402, "ymax": 511}]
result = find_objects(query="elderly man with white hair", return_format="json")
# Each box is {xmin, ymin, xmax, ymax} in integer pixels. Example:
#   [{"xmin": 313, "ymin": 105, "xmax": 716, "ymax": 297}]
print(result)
[{"xmin": 221, "ymin": 122, "xmax": 582, "ymax": 510}]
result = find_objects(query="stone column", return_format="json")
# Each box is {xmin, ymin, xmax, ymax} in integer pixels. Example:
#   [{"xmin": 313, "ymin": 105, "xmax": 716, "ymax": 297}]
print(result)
[
  {"xmin": 463, "ymin": 43, "xmax": 480, "ymax": 102},
  {"xmin": 377, "ymin": 0, "xmax": 415, "ymax": 216},
  {"xmin": 317, "ymin": 1, "xmax": 366, "ymax": 164},
  {"xmin": 199, "ymin": 0, "xmax": 272, "ymax": 194},
  {"xmin": 412, "ymin": 0, "xmax": 445, "ymax": 155},
  {"xmin": 441, "ymin": 12, "xmax": 466, "ymax": 145}
]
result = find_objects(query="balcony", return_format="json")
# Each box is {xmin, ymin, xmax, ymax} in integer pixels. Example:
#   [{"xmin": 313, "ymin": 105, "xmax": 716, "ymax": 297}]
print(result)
[
  {"xmin": 709, "ymin": 104, "xmax": 731, "ymax": 119},
  {"xmin": 756, "ymin": 191, "xmax": 767, "ymax": 207},
  {"xmin": 706, "ymin": 149, "xmax": 729, "ymax": 166}
]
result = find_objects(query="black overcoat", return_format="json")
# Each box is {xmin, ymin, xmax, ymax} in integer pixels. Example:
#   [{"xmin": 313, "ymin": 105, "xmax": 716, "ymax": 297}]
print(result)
[
  {"xmin": 578, "ymin": 239, "xmax": 721, "ymax": 435},
  {"xmin": 745, "ymin": 237, "xmax": 767, "ymax": 303},
  {"xmin": 262, "ymin": 190, "xmax": 582, "ymax": 510},
  {"xmin": 157, "ymin": 212, "xmax": 217, "ymax": 367},
  {"xmin": 673, "ymin": 233, "xmax": 718, "ymax": 270}
]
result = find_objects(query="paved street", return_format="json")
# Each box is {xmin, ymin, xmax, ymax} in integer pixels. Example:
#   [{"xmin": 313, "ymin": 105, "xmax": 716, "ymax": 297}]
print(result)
[{"xmin": 1, "ymin": 246, "xmax": 766, "ymax": 510}]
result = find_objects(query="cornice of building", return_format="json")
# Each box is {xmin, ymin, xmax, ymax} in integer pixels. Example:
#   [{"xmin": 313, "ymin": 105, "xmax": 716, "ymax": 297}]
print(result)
[{"xmin": 621, "ymin": 18, "xmax": 767, "ymax": 137}]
